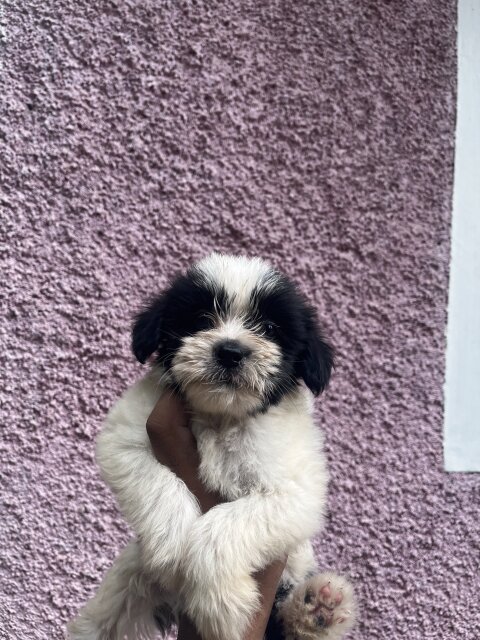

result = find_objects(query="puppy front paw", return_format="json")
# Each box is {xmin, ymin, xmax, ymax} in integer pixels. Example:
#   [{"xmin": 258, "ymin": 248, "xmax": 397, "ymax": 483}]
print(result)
[
  {"xmin": 278, "ymin": 572, "xmax": 356, "ymax": 639},
  {"xmin": 182, "ymin": 572, "xmax": 259, "ymax": 640}
]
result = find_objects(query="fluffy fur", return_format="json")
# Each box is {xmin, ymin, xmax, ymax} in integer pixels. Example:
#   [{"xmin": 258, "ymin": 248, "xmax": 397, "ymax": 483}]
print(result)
[{"xmin": 68, "ymin": 253, "xmax": 356, "ymax": 640}]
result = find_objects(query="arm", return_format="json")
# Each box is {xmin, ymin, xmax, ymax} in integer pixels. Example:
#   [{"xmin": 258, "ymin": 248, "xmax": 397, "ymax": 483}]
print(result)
[{"xmin": 146, "ymin": 392, "xmax": 287, "ymax": 640}]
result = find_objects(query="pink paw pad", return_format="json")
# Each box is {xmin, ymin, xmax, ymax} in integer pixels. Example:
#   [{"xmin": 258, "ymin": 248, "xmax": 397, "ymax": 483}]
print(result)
[
  {"xmin": 319, "ymin": 583, "xmax": 344, "ymax": 606},
  {"xmin": 303, "ymin": 577, "xmax": 353, "ymax": 631},
  {"xmin": 278, "ymin": 573, "xmax": 355, "ymax": 639}
]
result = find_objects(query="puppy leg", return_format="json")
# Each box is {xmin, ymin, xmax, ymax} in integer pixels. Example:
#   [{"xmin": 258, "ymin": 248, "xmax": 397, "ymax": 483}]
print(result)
[
  {"xmin": 96, "ymin": 416, "xmax": 200, "ymax": 580},
  {"xmin": 67, "ymin": 540, "xmax": 175, "ymax": 640},
  {"xmin": 181, "ymin": 490, "xmax": 323, "ymax": 640},
  {"xmin": 277, "ymin": 572, "xmax": 357, "ymax": 640}
]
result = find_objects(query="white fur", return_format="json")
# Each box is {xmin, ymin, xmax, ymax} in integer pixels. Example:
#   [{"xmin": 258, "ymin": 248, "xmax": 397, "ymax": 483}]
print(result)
[
  {"xmin": 68, "ymin": 254, "xmax": 356, "ymax": 640},
  {"xmin": 171, "ymin": 315, "xmax": 283, "ymax": 418},
  {"xmin": 67, "ymin": 541, "xmax": 174, "ymax": 640},
  {"xmin": 195, "ymin": 253, "xmax": 274, "ymax": 311}
]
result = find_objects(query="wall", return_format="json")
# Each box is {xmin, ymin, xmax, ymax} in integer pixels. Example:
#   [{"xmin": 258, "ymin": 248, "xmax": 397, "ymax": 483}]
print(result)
[{"xmin": 2, "ymin": 1, "xmax": 478, "ymax": 639}]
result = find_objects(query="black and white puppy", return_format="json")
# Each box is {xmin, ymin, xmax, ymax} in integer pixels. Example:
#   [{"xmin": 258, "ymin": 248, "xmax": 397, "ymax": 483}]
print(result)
[{"xmin": 68, "ymin": 253, "xmax": 356, "ymax": 640}]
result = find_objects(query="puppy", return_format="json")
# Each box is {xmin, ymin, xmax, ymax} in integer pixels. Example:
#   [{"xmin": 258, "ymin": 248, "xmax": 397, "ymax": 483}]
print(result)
[{"xmin": 68, "ymin": 253, "xmax": 356, "ymax": 640}]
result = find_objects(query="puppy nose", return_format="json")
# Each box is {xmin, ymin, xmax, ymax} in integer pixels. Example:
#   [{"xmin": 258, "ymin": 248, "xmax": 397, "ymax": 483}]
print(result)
[{"xmin": 214, "ymin": 340, "xmax": 251, "ymax": 369}]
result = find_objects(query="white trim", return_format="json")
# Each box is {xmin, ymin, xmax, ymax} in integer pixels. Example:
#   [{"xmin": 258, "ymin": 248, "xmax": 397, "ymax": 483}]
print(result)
[{"xmin": 444, "ymin": 0, "xmax": 480, "ymax": 472}]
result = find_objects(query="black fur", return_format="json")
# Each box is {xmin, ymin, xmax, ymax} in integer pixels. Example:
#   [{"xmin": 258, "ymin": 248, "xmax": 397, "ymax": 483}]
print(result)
[
  {"xmin": 132, "ymin": 267, "xmax": 229, "ymax": 366},
  {"xmin": 131, "ymin": 296, "xmax": 166, "ymax": 364},
  {"xmin": 250, "ymin": 274, "xmax": 334, "ymax": 406},
  {"xmin": 132, "ymin": 264, "xmax": 334, "ymax": 410},
  {"xmin": 295, "ymin": 307, "xmax": 335, "ymax": 396}
]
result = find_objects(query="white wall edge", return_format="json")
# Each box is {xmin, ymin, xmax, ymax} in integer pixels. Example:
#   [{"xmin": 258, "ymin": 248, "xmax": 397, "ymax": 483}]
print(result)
[{"xmin": 444, "ymin": 0, "xmax": 480, "ymax": 472}]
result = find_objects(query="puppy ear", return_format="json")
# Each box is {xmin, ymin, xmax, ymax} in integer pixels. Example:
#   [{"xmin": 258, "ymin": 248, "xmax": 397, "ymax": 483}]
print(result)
[
  {"xmin": 297, "ymin": 311, "xmax": 334, "ymax": 396},
  {"xmin": 131, "ymin": 296, "xmax": 165, "ymax": 364}
]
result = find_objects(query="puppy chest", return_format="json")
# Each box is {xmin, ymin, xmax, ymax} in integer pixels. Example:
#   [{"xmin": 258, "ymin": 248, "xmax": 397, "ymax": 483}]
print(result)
[{"xmin": 194, "ymin": 424, "xmax": 269, "ymax": 500}]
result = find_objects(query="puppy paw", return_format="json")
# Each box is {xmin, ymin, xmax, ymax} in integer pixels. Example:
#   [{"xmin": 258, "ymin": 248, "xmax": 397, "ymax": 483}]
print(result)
[
  {"xmin": 278, "ymin": 572, "xmax": 356, "ymax": 639},
  {"xmin": 183, "ymin": 573, "xmax": 259, "ymax": 640}
]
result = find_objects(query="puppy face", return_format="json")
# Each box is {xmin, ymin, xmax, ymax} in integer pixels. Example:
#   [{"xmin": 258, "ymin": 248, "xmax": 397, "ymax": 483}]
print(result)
[{"xmin": 132, "ymin": 254, "xmax": 334, "ymax": 418}]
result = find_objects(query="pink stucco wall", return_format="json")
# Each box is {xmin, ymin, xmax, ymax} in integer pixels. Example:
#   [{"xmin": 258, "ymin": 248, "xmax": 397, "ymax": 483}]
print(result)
[{"xmin": 2, "ymin": 1, "xmax": 479, "ymax": 639}]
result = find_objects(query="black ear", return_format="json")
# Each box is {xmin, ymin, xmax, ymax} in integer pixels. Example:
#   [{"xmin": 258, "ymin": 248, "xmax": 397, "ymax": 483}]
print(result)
[
  {"xmin": 297, "ymin": 311, "xmax": 334, "ymax": 396},
  {"xmin": 131, "ymin": 296, "xmax": 165, "ymax": 364}
]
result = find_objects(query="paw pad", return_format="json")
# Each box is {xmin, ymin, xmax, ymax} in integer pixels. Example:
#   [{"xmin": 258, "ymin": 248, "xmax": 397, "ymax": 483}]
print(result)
[{"xmin": 280, "ymin": 572, "xmax": 356, "ymax": 639}]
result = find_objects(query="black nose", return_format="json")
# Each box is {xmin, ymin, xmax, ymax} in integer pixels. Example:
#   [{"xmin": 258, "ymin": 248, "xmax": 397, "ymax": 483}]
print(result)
[{"xmin": 214, "ymin": 340, "xmax": 251, "ymax": 369}]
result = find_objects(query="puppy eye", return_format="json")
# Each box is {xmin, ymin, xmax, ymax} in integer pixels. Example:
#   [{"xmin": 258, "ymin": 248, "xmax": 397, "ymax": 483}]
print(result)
[
  {"xmin": 193, "ymin": 312, "xmax": 212, "ymax": 331},
  {"xmin": 264, "ymin": 322, "xmax": 276, "ymax": 336}
]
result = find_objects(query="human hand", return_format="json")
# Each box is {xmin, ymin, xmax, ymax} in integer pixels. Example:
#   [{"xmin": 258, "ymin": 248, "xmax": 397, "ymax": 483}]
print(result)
[{"xmin": 146, "ymin": 391, "xmax": 222, "ymax": 512}]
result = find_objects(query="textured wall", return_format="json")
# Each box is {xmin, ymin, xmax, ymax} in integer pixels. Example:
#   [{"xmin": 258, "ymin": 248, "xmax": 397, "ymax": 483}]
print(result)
[{"xmin": 2, "ymin": 1, "xmax": 478, "ymax": 639}]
